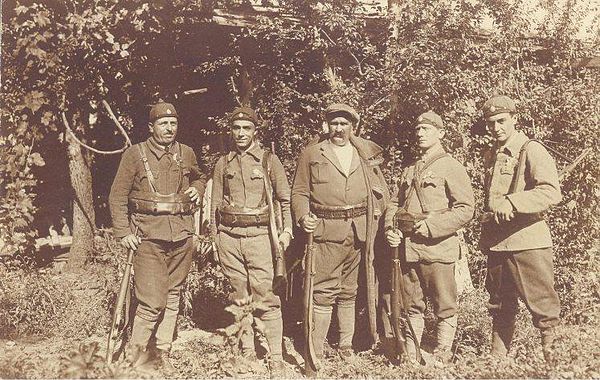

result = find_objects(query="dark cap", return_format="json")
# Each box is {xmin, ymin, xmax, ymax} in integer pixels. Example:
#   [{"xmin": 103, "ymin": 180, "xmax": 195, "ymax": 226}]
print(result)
[
  {"xmin": 416, "ymin": 111, "xmax": 444, "ymax": 129},
  {"xmin": 325, "ymin": 103, "xmax": 360, "ymax": 124},
  {"xmin": 149, "ymin": 102, "xmax": 178, "ymax": 122},
  {"xmin": 229, "ymin": 106, "xmax": 259, "ymax": 124},
  {"xmin": 482, "ymin": 95, "xmax": 517, "ymax": 118}
]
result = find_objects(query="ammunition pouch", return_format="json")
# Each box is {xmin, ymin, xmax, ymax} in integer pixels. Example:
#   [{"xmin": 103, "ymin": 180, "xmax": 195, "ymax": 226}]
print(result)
[
  {"xmin": 218, "ymin": 205, "xmax": 270, "ymax": 227},
  {"xmin": 311, "ymin": 202, "xmax": 368, "ymax": 220},
  {"xmin": 129, "ymin": 191, "xmax": 196, "ymax": 215}
]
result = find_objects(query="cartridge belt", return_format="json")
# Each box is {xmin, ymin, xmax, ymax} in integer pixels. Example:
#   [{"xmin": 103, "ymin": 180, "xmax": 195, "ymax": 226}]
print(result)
[
  {"xmin": 218, "ymin": 205, "xmax": 270, "ymax": 227},
  {"xmin": 311, "ymin": 202, "xmax": 367, "ymax": 220},
  {"xmin": 129, "ymin": 191, "xmax": 196, "ymax": 215}
]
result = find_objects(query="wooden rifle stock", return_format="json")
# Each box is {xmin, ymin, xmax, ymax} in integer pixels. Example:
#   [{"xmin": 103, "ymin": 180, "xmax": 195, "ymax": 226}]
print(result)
[
  {"xmin": 303, "ymin": 231, "xmax": 318, "ymax": 376},
  {"xmin": 262, "ymin": 154, "xmax": 286, "ymax": 280},
  {"xmin": 106, "ymin": 246, "xmax": 134, "ymax": 363}
]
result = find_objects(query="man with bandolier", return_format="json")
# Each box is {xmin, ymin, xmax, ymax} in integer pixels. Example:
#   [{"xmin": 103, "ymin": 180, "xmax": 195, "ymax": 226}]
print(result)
[
  {"xmin": 291, "ymin": 103, "xmax": 389, "ymax": 368},
  {"xmin": 384, "ymin": 111, "xmax": 474, "ymax": 363},
  {"xmin": 109, "ymin": 102, "xmax": 207, "ymax": 372},
  {"xmin": 480, "ymin": 95, "xmax": 562, "ymax": 362},
  {"xmin": 209, "ymin": 106, "xmax": 293, "ymax": 376}
]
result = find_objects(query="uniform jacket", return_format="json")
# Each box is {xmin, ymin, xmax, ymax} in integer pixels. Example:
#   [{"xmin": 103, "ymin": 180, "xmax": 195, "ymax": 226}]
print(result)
[
  {"xmin": 109, "ymin": 138, "xmax": 208, "ymax": 242},
  {"xmin": 481, "ymin": 131, "xmax": 561, "ymax": 251},
  {"xmin": 291, "ymin": 134, "xmax": 390, "ymax": 345},
  {"xmin": 210, "ymin": 142, "xmax": 292, "ymax": 237},
  {"xmin": 384, "ymin": 145, "xmax": 474, "ymax": 263}
]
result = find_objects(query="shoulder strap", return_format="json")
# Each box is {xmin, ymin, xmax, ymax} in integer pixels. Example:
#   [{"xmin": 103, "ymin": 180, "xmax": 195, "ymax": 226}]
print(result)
[
  {"xmin": 138, "ymin": 143, "xmax": 158, "ymax": 193},
  {"xmin": 402, "ymin": 152, "xmax": 449, "ymax": 211},
  {"xmin": 508, "ymin": 139, "xmax": 537, "ymax": 194},
  {"xmin": 221, "ymin": 154, "xmax": 232, "ymax": 198},
  {"xmin": 260, "ymin": 150, "xmax": 272, "ymax": 206}
]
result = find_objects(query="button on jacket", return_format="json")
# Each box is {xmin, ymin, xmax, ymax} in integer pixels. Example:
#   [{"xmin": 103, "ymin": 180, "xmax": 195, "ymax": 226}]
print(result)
[
  {"xmin": 385, "ymin": 146, "xmax": 474, "ymax": 263},
  {"xmin": 210, "ymin": 142, "xmax": 292, "ymax": 237},
  {"xmin": 481, "ymin": 131, "xmax": 562, "ymax": 251},
  {"xmin": 109, "ymin": 137, "xmax": 208, "ymax": 241}
]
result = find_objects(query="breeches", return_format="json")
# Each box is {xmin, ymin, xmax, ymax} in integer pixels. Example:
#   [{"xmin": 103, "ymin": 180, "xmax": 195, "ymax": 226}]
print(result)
[
  {"xmin": 217, "ymin": 231, "xmax": 281, "ymax": 320},
  {"xmin": 404, "ymin": 261, "xmax": 458, "ymax": 319},
  {"xmin": 313, "ymin": 230, "xmax": 363, "ymax": 307},
  {"xmin": 485, "ymin": 248, "xmax": 560, "ymax": 329}
]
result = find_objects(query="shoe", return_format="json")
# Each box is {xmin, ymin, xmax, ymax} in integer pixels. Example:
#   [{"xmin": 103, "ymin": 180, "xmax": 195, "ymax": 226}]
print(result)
[
  {"xmin": 269, "ymin": 359, "xmax": 287, "ymax": 378},
  {"xmin": 153, "ymin": 348, "xmax": 176, "ymax": 375},
  {"xmin": 337, "ymin": 346, "xmax": 354, "ymax": 362}
]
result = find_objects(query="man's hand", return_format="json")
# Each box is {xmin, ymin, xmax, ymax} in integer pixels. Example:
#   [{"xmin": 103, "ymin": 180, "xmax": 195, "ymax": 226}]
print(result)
[
  {"xmin": 413, "ymin": 220, "xmax": 431, "ymax": 238},
  {"xmin": 121, "ymin": 234, "xmax": 141, "ymax": 251},
  {"xmin": 300, "ymin": 213, "xmax": 318, "ymax": 233},
  {"xmin": 493, "ymin": 198, "xmax": 515, "ymax": 223},
  {"xmin": 185, "ymin": 186, "xmax": 201, "ymax": 205},
  {"xmin": 278, "ymin": 231, "xmax": 292, "ymax": 251},
  {"xmin": 385, "ymin": 228, "xmax": 403, "ymax": 247}
]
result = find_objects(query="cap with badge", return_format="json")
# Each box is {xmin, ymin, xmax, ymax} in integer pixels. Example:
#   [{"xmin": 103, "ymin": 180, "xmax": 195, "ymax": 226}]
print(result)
[
  {"xmin": 482, "ymin": 95, "xmax": 517, "ymax": 118},
  {"xmin": 416, "ymin": 111, "xmax": 444, "ymax": 129},
  {"xmin": 149, "ymin": 102, "xmax": 178, "ymax": 122},
  {"xmin": 325, "ymin": 103, "xmax": 360, "ymax": 124},
  {"xmin": 229, "ymin": 106, "xmax": 259, "ymax": 124}
]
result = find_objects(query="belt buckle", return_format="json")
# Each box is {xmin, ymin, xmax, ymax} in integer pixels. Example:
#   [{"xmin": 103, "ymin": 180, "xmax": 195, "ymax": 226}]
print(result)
[{"xmin": 255, "ymin": 214, "xmax": 261, "ymax": 224}]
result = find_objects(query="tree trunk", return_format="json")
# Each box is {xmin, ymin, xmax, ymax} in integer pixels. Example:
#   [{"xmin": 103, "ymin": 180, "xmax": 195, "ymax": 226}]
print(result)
[{"xmin": 65, "ymin": 115, "xmax": 96, "ymax": 271}]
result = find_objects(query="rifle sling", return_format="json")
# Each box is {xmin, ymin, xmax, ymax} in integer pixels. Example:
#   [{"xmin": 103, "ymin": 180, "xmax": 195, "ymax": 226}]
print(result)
[{"xmin": 403, "ymin": 152, "xmax": 449, "ymax": 212}]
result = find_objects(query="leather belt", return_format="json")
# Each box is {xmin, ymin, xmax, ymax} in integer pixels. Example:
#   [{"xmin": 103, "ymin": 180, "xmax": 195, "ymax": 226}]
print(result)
[
  {"xmin": 218, "ymin": 206, "xmax": 270, "ymax": 227},
  {"xmin": 129, "ymin": 191, "xmax": 196, "ymax": 215},
  {"xmin": 311, "ymin": 202, "xmax": 367, "ymax": 220}
]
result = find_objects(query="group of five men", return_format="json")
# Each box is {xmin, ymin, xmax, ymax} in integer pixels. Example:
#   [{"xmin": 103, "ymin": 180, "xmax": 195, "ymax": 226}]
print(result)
[{"xmin": 109, "ymin": 95, "xmax": 562, "ymax": 376}]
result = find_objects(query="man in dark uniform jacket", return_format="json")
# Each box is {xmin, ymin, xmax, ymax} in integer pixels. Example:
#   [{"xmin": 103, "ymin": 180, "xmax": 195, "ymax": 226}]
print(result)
[{"xmin": 109, "ymin": 102, "xmax": 207, "ymax": 372}]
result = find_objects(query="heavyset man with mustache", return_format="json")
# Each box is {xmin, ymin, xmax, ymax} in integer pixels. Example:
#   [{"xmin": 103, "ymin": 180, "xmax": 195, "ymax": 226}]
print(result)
[
  {"xmin": 209, "ymin": 106, "xmax": 293, "ymax": 376},
  {"xmin": 109, "ymin": 102, "xmax": 207, "ymax": 373},
  {"xmin": 384, "ymin": 111, "xmax": 474, "ymax": 363},
  {"xmin": 291, "ymin": 103, "xmax": 390, "ymax": 364}
]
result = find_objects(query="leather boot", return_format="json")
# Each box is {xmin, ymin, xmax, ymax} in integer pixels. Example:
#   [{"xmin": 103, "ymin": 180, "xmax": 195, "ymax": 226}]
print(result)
[
  {"xmin": 312, "ymin": 306, "xmax": 333, "ymax": 361},
  {"xmin": 337, "ymin": 303, "xmax": 355, "ymax": 353},
  {"xmin": 406, "ymin": 314, "xmax": 424, "ymax": 362},
  {"xmin": 434, "ymin": 315, "xmax": 457, "ymax": 364},
  {"xmin": 540, "ymin": 327, "xmax": 557, "ymax": 364},
  {"xmin": 262, "ymin": 317, "xmax": 284, "ymax": 360},
  {"xmin": 490, "ymin": 322, "xmax": 515, "ymax": 357}
]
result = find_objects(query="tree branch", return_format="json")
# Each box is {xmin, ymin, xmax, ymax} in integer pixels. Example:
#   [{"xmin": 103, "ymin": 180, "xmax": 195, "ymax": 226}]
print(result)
[
  {"xmin": 229, "ymin": 76, "xmax": 242, "ymax": 106},
  {"xmin": 62, "ymin": 112, "xmax": 128, "ymax": 155},
  {"xmin": 101, "ymin": 100, "xmax": 132, "ymax": 147}
]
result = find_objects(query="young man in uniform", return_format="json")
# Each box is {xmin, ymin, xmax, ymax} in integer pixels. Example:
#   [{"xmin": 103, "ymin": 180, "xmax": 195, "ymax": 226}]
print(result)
[
  {"xmin": 384, "ymin": 111, "xmax": 474, "ymax": 363},
  {"xmin": 210, "ymin": 106, "xmax": 293, "ymax": 375},
  {"xmin": 109, "ymin": 102, "xmax": 207, "ymax": 372},
  {"xmin": 292, "ymin": 103, "xmax": 390, "ymax": 363},
  {"xmin": 480, "ymin": 95, "xmax": 562, "ymax": 362}
]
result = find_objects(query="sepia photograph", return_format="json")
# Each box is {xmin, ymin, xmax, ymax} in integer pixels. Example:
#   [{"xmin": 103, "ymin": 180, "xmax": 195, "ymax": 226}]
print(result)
[{"xmin": 0, "ymin": 0, "xmax": 598, "ymax": 378}]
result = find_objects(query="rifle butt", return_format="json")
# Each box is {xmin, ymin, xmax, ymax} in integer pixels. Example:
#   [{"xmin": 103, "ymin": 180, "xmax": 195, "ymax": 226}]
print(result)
[{"xmin": 106, "ymin": 249, "xmax": 134, "ymax": 363}]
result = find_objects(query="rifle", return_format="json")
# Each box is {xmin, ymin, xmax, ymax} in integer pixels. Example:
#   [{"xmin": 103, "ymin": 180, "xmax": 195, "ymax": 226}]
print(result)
[
  {"xmin": 303, "ymin": 229, "xmax": 319, "ymax": 376},
  {"xmin": 390, "ymin": 217, "xmax": 422, "ymax": 364},
  {"xmin": 106, "ymin": 242, "xmax": 135, "ymax": 363},
  {"xmin": 480, "ymin": 147, "xmax": 591, "ymax": 223},
  {"xmin": 262, "ymin": 151, "xmax": 286, "ymax": 280}
]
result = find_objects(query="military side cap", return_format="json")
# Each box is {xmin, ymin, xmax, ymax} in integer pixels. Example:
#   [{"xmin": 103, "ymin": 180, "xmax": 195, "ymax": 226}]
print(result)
[
  {"xmin": 229, "ymin": 106, "xmax": 258, "ymax": 124},
  {"xmin": 482, "ymin": 95, "xmax": 516, "ymax": 118},
  {"xmin": 325, "ymin": 103, "xmax": 360, "ymax": 123},
  {"xmin": 149, "ymin": 102, "xmax": 178, "ymax": 121},
  {"xmin": 416, "ymin": 111, "xmax": 444, "ymax": 129}
]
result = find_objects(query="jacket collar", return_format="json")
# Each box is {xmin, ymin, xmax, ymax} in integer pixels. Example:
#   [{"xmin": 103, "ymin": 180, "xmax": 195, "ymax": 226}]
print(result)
[
  {"xmin": 226, "ymin": 141, "xmax": 263, "ymax": 162},
  {"xmin": 497, "ymin": 131, "xmax": 529, "ymax": 157},
  {"xmin": 146, "ymin": 137, "xmax": 177, "ymax": 160}
]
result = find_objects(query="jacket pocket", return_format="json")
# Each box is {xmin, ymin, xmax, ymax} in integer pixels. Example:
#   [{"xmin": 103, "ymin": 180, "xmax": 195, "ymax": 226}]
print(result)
[{"xmin": 309, "ymin": 161, "xmax": 329, "ymax": 184}]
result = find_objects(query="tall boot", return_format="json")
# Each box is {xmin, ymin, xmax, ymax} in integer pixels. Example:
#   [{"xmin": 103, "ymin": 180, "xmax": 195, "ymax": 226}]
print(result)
[
  {"xmin": 312, "ymin": 305, "xmax": 333, "ymax": 361},
  {"xmin": 540, "ymin": 327, "xmax": 557, "ymax": 364},
  {"xmin": 337, "ymin": 303, "xmax": 355, "ymax": 360},
  {"xmin": 434, "ymin": 315, "xmax": 457, "ymax": 363},
  {"xmin": 262, "ymin": 317, "xmax": 284, "ymax": 360},
  {"xmin": 490, "ymin": 321, "xmax": 515, "ymax": 357},
  {"xmin": 405, "ymin": 314, "xmax": 424, "ymax": 362}
]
